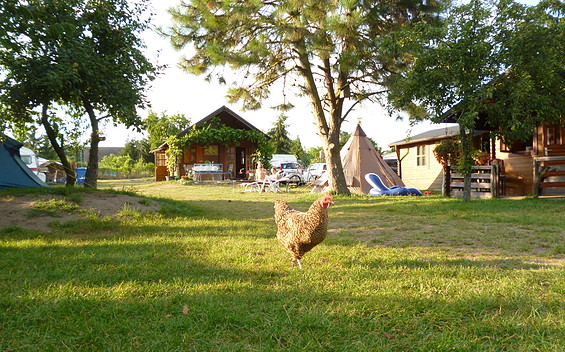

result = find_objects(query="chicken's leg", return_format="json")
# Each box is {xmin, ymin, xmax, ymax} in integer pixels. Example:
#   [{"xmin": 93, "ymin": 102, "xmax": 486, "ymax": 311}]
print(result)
[{"xmin": 290, "ymin": 257, "xmax": 303, "ymax": 269}]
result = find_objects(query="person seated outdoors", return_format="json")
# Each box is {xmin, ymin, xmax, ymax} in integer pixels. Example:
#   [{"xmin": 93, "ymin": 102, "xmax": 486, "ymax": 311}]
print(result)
[
  {"xmin": 270, "ymin": 167, "xmax": 282, "ymax": 179},
  {"xmin": 255, "ymin": 162, "xmax": 267, "ymax": 181}
]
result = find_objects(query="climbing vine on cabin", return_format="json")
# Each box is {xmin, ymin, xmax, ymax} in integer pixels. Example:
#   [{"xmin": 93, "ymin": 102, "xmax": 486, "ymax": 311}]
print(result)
[
  {"xmin": 433, "ymin": 139, "xmax": 462, "ymax": 167},
  {"xmin": 164, "ymin": 120, "xmax": 271, "ymax": 175},
  {"xmin": 434, "ymin": 138, "xmax": 491, "ymax": 168}
]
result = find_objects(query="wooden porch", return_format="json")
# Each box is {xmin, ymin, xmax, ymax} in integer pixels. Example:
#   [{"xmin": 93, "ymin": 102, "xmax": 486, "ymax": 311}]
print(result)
[{"xmin": 154, "ymin": 142, "xmax": 257, "ymax": 182}]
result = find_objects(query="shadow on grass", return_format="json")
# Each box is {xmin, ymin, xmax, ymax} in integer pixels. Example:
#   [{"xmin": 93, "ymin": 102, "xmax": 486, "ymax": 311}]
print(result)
[
  {"xmin": 2, "ymin": 189, "xmax": 564, "ymax": 350},
  {"xmin": 0, "ymin": 239, "xmax": 284, "ymax": 288},
  {"xmin": 1, "ymin": 245, "xmax": 563, "ymax": 351},
  {"xmin": 3, "ymin": 193, "xmax": 564, "ymax": 262}
]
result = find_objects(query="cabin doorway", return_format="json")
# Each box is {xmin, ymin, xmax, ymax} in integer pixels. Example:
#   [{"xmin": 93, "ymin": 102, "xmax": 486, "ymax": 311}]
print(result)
[{"xmin": 235, "ymin": 147, "xmax": 246, "ymax": 179}]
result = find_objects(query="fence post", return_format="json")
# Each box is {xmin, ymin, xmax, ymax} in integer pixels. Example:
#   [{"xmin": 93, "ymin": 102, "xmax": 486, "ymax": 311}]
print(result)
[
  {"xmin": 532, "ymin": 159, "xmax": 540, "ymax": 198},
  {"xmin": 491, "ymin": 163, "xmax": 499, "ymax": 198}
]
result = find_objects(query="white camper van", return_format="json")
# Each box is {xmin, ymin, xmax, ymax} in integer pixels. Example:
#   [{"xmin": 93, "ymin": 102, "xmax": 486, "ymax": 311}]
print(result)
[
  {"xmin": 269, "ymin": 154, "xmax": 297, "ymax": 168},
  {"xmin": 19, "ymin": 147, "xmax": 47, "ymax": 182}
]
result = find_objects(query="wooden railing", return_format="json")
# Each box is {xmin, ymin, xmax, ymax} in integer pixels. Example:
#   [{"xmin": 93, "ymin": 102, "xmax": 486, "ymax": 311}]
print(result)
[
  {"xmin": 532, "ymin": 155, "xmax": 565, "ymax": 198},
  {"xmin": 444, "ymin": 164, "xmax": 502, "ymax": 199}
]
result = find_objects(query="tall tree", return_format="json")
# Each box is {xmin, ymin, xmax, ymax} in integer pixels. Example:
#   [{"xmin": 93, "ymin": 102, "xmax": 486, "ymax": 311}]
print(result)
[
  {"xmin": 137, "ymin": 138, "xmax": 153, "ymax": 164},
  {"xmin": 143, "ymin": 111, "xmax": 191, "ymax": 150},
  {"xmin": 267, "ymin": 114, "xmax": 292, "ymax": 154},
  {"xmin": 0, "ymin": 0, "xmax": 157, "ymax": 188},
  {"xmin": 289, "ymin": 136, "xmax": 306, "ymax": 162},
  {"xmin": 388, "ymin": 0, "xmax": 564, "ymax": 200},
  {"xmin": 166, "ymin": 0, "xmax": 448, "ymax": 194},
  {"xmin": 484, "ymin": 0, "xmax": 564, "ymax": 141},
  {"xmin": 120, "ymin": 139, "xmax": 142, "ymax": 161},
  {"xmin": 9, "ymin": 120, "xmax": 82, "ymax": 161}
]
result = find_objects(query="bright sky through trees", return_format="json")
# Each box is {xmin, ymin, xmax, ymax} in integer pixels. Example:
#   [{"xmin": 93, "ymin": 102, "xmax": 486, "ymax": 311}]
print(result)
[{"xmin": 101, "ymin": 0, "xmax": 540, "ymax": 150}]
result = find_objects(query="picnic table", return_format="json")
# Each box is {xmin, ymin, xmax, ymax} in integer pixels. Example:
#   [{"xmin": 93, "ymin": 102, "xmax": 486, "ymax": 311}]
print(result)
[
  {"xmin": 239, "ymin": 175, "xmax": 291, "ymax": 193},
  {"xmin": 192, "ymin": 163, "xmax": 225, "ymax": 181}
]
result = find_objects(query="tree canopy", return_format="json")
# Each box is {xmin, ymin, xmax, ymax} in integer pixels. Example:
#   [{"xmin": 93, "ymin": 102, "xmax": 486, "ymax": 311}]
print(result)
[
  {"xmin": 387, "ymin": 0, "xmax": 564, "ymax": 200},
  {"xmin": 143, "ymin": 111, "xmax": 192, "ymax": 150},
  {"xmin": 166, "ymin": 0, "xmax": 448, "ymax": 194},
  {"xmin": 389, "ymin": 0, "xmax": 563, "ymax": 134},
  {"xmin": 0, "ymin": 0, "xmax": 158, "ymax": 187}
]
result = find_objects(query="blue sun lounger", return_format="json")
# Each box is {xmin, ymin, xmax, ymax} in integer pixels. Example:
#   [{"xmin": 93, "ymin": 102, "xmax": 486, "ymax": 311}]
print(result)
[{"xmin": 364, "ymin": 173, "xmax": 422, "ymax": 196}]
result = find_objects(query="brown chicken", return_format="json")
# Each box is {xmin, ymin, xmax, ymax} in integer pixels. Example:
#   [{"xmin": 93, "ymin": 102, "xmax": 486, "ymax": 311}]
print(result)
[{"xmin": 274, "ymin": 192, "xmax": 334, "ymax": 269}]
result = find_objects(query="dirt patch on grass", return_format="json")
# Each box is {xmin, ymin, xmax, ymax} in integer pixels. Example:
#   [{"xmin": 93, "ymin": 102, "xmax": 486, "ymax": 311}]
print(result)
[{"xmin": 0, "ymin": 193, "xmax": 160, "ymax": 232}]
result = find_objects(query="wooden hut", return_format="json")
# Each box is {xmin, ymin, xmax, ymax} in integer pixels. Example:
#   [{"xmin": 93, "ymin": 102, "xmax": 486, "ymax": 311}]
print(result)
[
  {"xmin": 389, "ymin": 123, "xmax": 565, "ymax": 197},
  {"xmin": 152, "ymin": 106, "xmax": 269, "ymax": 181}
]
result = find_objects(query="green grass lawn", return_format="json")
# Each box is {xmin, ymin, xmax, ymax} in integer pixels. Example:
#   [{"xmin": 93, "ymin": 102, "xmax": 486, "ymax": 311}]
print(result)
[{"xmin": 1, "ymin": 180, "xmax": 564, "ymax": 351}]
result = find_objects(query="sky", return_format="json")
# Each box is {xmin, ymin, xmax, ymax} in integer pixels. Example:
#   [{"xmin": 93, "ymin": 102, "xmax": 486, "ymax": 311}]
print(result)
[{"xmin": 99, "ymin": 0, "xmax": 539, "ymax": 151}]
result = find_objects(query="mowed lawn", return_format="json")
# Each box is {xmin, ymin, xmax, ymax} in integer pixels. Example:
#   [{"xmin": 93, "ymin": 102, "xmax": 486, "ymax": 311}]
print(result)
[{"xmin": 1, "ymin": 180, "xmax": 564, "ymax": 351}]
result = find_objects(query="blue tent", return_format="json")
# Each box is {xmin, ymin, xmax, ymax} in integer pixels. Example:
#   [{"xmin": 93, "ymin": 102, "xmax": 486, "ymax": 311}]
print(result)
[{"xmin": 0, "ymin": 135, "xmax": 49, "ymax": 189}]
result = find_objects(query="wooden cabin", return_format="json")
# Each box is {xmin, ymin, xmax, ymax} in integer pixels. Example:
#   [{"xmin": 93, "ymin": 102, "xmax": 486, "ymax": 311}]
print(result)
[
  {"xmin": 389, "ymin": 126, "xmax": 491, "ymax": 192},
  {"xmin": 152, "ymin": 106, "xmax": 269, "ymax": 182},
  {"xmin": 389, "ymin": 123, "xmax": 565, "ymax": 197}
]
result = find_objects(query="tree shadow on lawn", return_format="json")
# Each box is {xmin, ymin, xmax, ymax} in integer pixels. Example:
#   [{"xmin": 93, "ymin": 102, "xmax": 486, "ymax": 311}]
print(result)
[
  {"xmin": 0, "ymin": 239, "xmax": 285, "ymax": 289},
  {"xmin": 1, "ymin": 257, "xmax": 563, "ymax": 351},
  {"xmin": 0, "ymin": 196, "xmax": 279, "ymax": 240},
  {"xmin": 3, "ymin": 195, "xmax": 563, "ymax": 267},
  {"xmin": 2, "ymin": 211, "xmax": 563, "ymax": 350}
]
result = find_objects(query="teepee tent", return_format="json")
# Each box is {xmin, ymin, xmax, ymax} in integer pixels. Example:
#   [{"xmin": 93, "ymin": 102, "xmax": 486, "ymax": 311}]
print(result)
[
  {"xmin": 0, "ymin": 135, "xmax": 48, "ymax": 189},
  {"xmin": 341, "ymin": 124, "xmax": 404, "ymax": 194}
]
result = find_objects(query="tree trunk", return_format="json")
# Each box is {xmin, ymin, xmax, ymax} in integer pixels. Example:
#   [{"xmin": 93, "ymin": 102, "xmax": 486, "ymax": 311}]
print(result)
[
  {"xmin": 322, "ymin": 129, "xmax": 350, "ymax": 195},
  {"xmin": 83, "ymin": 99, "xmax": 100, "ymax": 189},
  {"xmin": 40, "ymin": 104, "xmax": 76, "ymax": 187},
  {"xmin": 442, "ymin": 165, "xmax": 451, "ymax": 197},
  {"xmin": 296, "ymin": 47, "xmax": 350, "ymax": 195}
]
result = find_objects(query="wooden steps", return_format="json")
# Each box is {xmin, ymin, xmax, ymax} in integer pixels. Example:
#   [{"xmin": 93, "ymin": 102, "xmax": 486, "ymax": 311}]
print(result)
[
  {"xmin": 540, "ymin": 182, "xmax": 565, "ymax": 188},
  {"xmin": 545, "ymin": 170, "xmax": 565, "ymax": 177},
  {"xmin": 533, "ymin": 155, "xmax": 565, "ymax": 197}
]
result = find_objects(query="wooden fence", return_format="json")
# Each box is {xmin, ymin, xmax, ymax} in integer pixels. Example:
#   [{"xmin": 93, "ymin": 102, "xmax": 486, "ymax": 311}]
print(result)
[{"xmin": 444, "ymin": 164, "xmax": 502, "ymax": 199}]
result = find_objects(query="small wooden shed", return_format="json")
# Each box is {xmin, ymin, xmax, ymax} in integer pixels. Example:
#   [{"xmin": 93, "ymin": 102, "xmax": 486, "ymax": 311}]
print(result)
[
  {"xmin": 389, "ymin": 123, "xmax": 565, "ymax": 197},
  {"xmin": 152, "ymin": 106, "xmax": 269, "ymax": 182}
]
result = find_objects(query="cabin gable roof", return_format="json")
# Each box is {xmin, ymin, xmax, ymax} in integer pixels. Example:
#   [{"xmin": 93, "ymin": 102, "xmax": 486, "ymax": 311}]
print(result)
[
  {"xmin": 389, "ymin": 126, "xmax": 461, "ymax": 148},
  {"xmin": 152, "ymin": 106, "xmax": 268, "ymax": 152},
  {"xmin": 178, "ymin": 105, "xmax": 267, "ymax": 138}
]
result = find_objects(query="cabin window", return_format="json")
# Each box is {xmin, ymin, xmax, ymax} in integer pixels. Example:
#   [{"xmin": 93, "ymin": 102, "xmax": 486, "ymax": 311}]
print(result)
[
  {"xmin": 155, "ymin": 152, "xmax": 166, "ymax": 167},
  {"xmin": 190, "ymin": 146, "xmax": 197, "ymax": 162},
  {"xmin": 205, "ymin": 145, "xmax": 218, "ymax": 156},
  {"xmin": 416, "ymin": 145, "xmax": 427, "ymax": 167},
  {"xmin": 226, "ymin": 147, "xmax": 235, "ymax": 169},
  {"xmin": 204, "ymin": 144, "xmax": 219, "ymax": 163}
]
